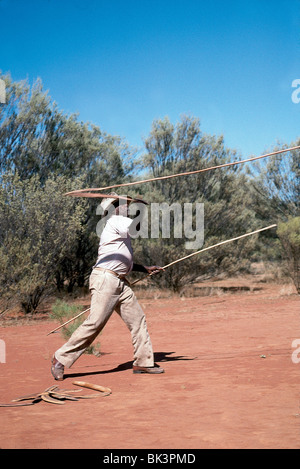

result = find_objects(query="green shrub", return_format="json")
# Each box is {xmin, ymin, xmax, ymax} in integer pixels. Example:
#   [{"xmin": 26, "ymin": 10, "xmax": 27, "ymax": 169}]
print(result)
[{"xmin": 278, "ymin": 217, "xmax": 300, "ymax": 294}]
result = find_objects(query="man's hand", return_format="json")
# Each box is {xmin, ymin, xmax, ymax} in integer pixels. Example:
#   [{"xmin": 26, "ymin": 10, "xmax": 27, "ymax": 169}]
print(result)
[{"xmin": 144, "ymin": 265, "xmax": 165, "ymax": 275}]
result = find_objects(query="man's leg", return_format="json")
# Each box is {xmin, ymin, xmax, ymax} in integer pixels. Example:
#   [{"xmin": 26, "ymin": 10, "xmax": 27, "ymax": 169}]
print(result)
[
  {"xmin": 116, "ymin": 282, "xmax": 164, "ymax": 373},
  {"xmin": 53, "ymin": 272, "xmax": 120, "ymax": 369}
]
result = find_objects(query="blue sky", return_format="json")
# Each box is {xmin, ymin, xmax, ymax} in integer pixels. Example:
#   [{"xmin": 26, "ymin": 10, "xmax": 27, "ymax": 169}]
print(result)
[{"xmin": 1, "ymin": 0, "xmax": 300, "ymax": 158}]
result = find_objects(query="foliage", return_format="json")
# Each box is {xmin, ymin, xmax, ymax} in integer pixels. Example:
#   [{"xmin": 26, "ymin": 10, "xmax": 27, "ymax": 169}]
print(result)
[
  {"xmin": 133, "ymin": 115, "xmax": 258, "ymax": 291},
  {"xmin": 0, "ymin": 73, "xmax": 137, "ymax": 185},
  {"xmin": 0, "ymin": 172, "xmax": 86, "ymax": 312},
  {"xmin": 248, "ymin": 143, "xmax": 299, "ymax": 221},
  {"xmin": 248, "ymin": 143, "xmax": 300, "ymax": 286},
  {"xmin": 277, "ymin": 217, "xmax": 300, "ymax": 293}
]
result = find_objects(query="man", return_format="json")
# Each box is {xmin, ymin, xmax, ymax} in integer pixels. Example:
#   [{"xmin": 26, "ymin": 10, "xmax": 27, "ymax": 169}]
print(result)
[{"xmin": 51, "ymin": 193, "xmax": 164, "ymax": 380}]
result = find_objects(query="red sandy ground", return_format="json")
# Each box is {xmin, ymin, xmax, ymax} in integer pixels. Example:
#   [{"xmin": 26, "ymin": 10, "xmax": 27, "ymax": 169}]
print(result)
[{"xmin": 0, "ymin": 278, "xmax": 299, "ymax": 449}]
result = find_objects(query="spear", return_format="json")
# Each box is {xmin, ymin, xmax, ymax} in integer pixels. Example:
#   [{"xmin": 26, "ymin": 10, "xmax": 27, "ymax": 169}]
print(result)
[
  {"xmin": 130, "ymin": 224, "xmax": 277, "ymax": 285},
  {"xmin": 46, "ymin": 224, "xmax": 277, "ymax": 335},
  {"xmin": 64, "ymin": 146, "xmax": 300, "ymax": 196},
  {"xmin": 46, "ymin": 308, "xmax": 91, "ymax": 336}
]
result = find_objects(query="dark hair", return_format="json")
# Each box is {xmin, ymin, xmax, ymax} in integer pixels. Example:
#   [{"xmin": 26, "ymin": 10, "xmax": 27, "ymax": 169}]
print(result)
[{"xmin": 111, "ymin": 199, "xmax": 120, "ymax": 209}]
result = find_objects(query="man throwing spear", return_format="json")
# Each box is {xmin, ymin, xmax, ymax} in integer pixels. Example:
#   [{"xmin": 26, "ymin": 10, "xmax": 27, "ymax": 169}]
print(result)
[{"xmin": 51, "ymin": 193, "xmax": 165, "ymax": 380}]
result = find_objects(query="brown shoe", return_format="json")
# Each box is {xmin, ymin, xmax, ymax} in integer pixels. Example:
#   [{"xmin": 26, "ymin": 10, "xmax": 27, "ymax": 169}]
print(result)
[
  {"xmin": 51, "ymin": 355, "xmax": 64, "ymax": 381},
  {"xmin": 133, "ymin": 364, "xmax": 164, "ymax": 374}
]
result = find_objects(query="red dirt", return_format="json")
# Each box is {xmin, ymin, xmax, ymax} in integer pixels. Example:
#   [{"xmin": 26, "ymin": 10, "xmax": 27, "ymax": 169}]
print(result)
[{"xmin": 0, "ymin": 278, "xmax": 299, "ymax": 449}]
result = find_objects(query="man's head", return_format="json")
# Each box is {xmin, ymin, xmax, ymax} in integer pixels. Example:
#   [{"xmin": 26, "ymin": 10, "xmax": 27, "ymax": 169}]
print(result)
[
  {"xmin": 112, "ymin": 198, "xmax": 130, "ymax": 217},
  {"xmin": 100, "ymin": 193, "xmax": 148, "ymax": 218}
]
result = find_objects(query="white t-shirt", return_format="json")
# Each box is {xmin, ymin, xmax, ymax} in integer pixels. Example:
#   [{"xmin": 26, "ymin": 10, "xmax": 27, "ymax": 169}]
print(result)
[{"xmin": 94, "ymin": 215, "xmax": 134, "ymax": 275}]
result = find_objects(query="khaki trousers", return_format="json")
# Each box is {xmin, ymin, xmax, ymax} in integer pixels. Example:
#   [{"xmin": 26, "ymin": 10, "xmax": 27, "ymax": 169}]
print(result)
[{"xmin": 55, "ymin": 270, "xmax": 154, "ymax": 369}]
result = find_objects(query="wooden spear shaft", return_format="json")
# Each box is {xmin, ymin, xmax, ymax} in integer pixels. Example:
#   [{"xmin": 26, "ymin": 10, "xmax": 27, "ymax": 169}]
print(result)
[
  {"xmin": 46, "ymin": 308, "xmax": 91, "ymax": 336},
  {"xmin": 130, "ymin": 224, "xmax": 277, "ymax": 286},
  {"xmin": 47, "ymin": 224, "xmax": 277, "ymax": 335},
  {"xmin": 64, "ymin": 146, "xmax": 300, "ymax": 195}
]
